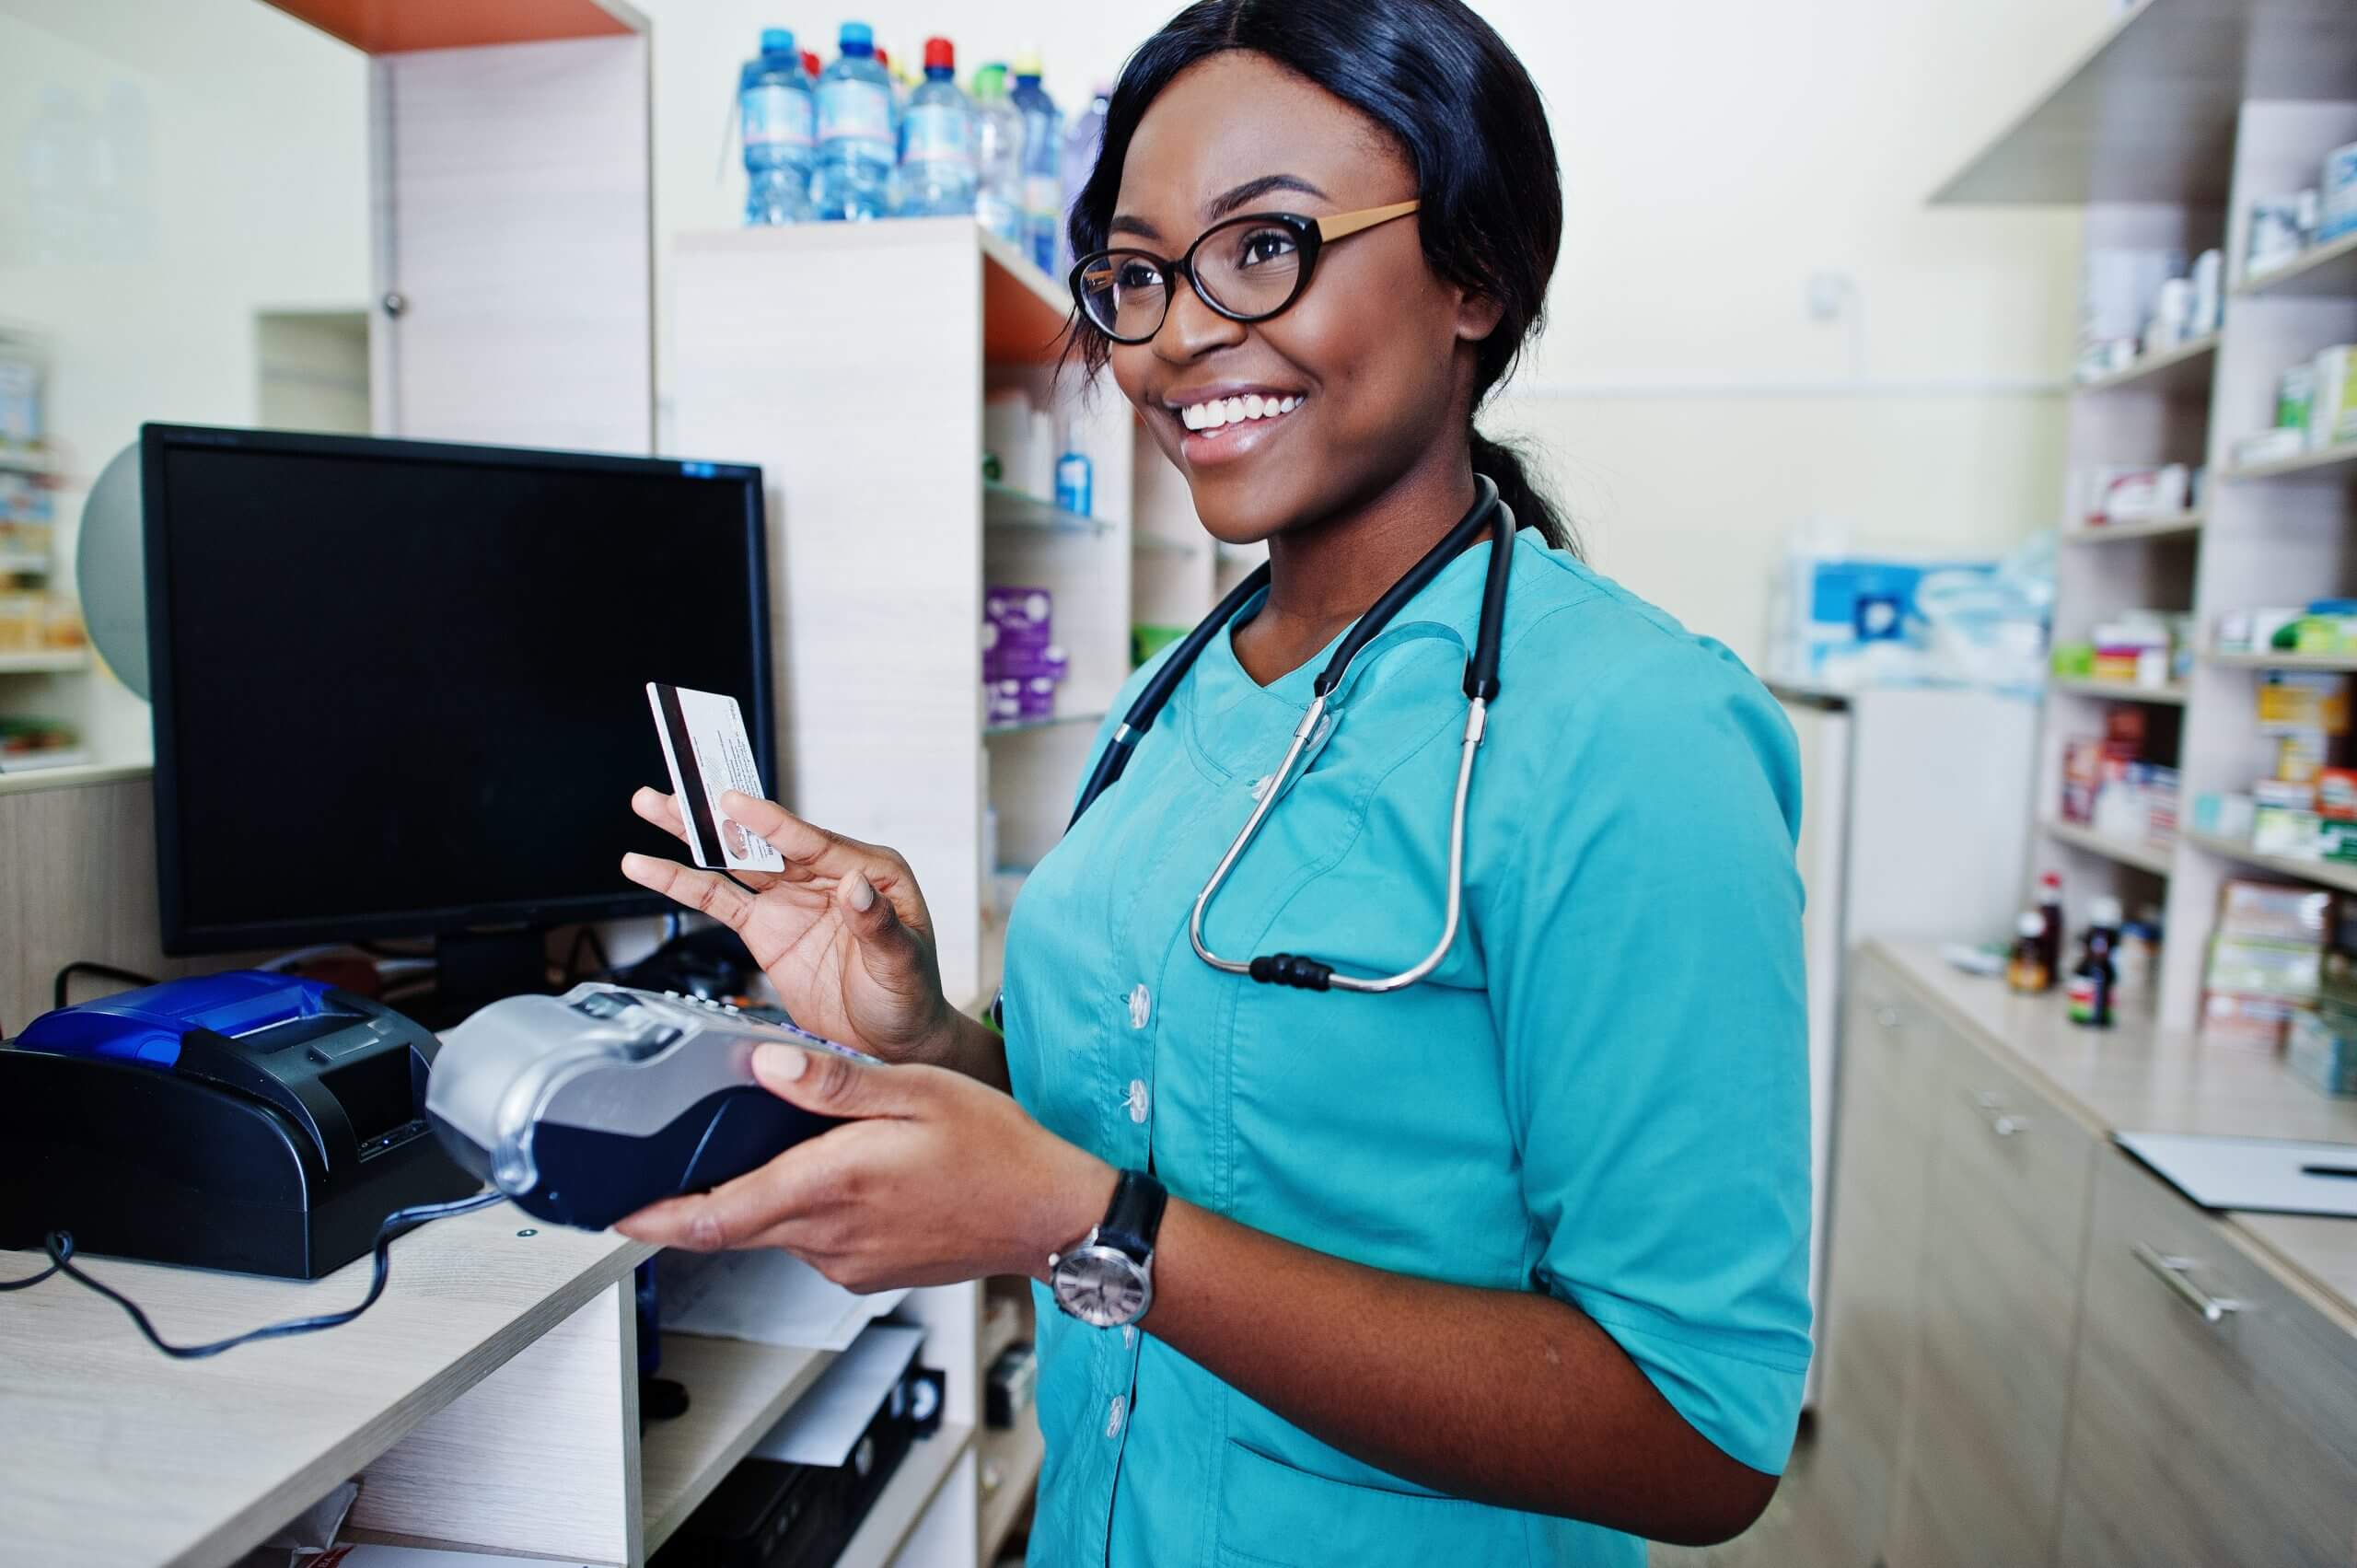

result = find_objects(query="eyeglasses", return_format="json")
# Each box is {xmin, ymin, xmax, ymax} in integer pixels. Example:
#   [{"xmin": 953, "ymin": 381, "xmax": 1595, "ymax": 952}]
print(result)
[{"xmin": 1070, "ymin": 199, "xmax": 1421, "ymax": 344}]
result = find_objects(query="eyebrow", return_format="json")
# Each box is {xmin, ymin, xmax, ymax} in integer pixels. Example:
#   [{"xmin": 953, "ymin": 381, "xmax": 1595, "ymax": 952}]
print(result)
[{"xmin": 1106, "ymin": 172, "xmax": 1333, "ymax": 245}]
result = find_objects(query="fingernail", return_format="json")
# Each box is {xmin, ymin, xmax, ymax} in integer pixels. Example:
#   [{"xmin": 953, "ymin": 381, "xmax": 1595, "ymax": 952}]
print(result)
[
  {"xmin": 757, "ymin": 1042, "xmax": 808, "ymax": 1080},
  {"xmin": 621, "ymin": 853, "xmax": 646, "ymax": 874},
  {"xmin": 845, "ymin": 872, "xmax": 876, "ymax": 912}
]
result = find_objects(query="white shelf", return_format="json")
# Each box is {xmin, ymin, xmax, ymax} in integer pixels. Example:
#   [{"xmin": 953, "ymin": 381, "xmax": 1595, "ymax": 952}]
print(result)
[
  {"xmin": 2182, "ymin": 827, "xmax": 2357, "ymax": 898},
  {"xmin": 2223, "ymin": 441, "xmax": 2357, "ymax": 482},
  {"xmin": 2236, "ymin": 228, "xmax": 2357, "ymax": 299},
  {"xmin": 2073, "ymin": 331, "xmax": 2220, "ymax": 395},
  {"xmin": 1133, "ymin": 532, "xmax": 1203, "ymax": 559},
  {"xmin": 984, "ymin": 482, "xmax": 1105, "ymax": 538},
  {"xmin": 2060, "ymin": 511, "xmax": 2203, "ymax": 543},
  {"xmin": 0, "ymin": 649, "xmax": 87, "ymax": 674},
  {"xmin": 977, "ymin": 1412, "xmax": 1045, "ymax": 1566},
  {"xmin": 984, "ymin": 709, "xmax": 1105, "ymax": 738},
  {"xmin": 0, "ymin": 552, "xmax": 52, "ymax": 574},
  {"xmin": 2048, "ymin": 676, "xmax": 2188, "ymax": 705},
  {"xmin": 2041, "ymin": 817, "xmax": 2176, "ymax": 878},
  {"xmin": 0, "ymin": 449, "xmax": 54, "ymax": 476},
  {"xmin": 836, "ymin": 1422, "xmax": 977, "ymax": 1568},
  {"xmin": 2205, "ymin": 648, "xmax": 2357, "ymax": 672},
  {"xmin": 640, "ymin": 1334, "xmax": 836, "ymax": 1552}
]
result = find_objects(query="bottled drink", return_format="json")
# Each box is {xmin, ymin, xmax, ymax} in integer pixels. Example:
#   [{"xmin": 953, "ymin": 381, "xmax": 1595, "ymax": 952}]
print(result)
[
  {"xmin": 1059, "ymin": 83, "xmax": 1110, "ymax": 274},
  {"xmin": 813, "ymin": 22, "xmax": 896, "ymax": 222},
  {"xmin": 971, "ymin": 64, "xmax": 1026, "ymax": 245},
  {"xmin": 739, "ymin": 29, "xmax": 814, "ymax": 226},
  {"xmin": 900, "ymin": 38, "xmax": 978, "ymax": 217},
  {"xmin": 2035, "ymin": 869, "xmax": 2063, "ymax": 976},
  {"xmin": 2067, "ymin": 895, "xmax": 2122, "ymax": 1028},
  {"xmin": 2006, "ymin": 911, "xmax": 2049, "ymax": 995},
  {"xmin": 1010, "ymin": 48, "xmax": 1062, "ymax": 273},
  {"xmin": 1055, "ymin": 450, "xmax": 1092, "ymax": 517}
]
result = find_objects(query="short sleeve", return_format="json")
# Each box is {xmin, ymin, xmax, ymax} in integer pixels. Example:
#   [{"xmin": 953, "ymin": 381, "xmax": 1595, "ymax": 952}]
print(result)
[{"xmin": 1480, "ymin": 624, "xmax": 1813, "ymax": 1475}]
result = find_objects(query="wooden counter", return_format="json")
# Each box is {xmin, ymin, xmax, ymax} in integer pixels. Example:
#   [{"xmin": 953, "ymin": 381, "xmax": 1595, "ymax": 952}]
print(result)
[
  {"xmin": 0, "ymin": 1204, "xmax": 652, "ymax": 1568},
  {"xmin": 1870, "ymin": 939, "xmax": 2357, "ymax": 1333}
]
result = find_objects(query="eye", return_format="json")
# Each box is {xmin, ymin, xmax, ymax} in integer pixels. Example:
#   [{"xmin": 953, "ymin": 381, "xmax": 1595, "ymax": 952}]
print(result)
[
  {"xmin": 1114, "ymin": 258, "xmax": 1164, "ymax": 291},
  {"xmin": 1232, "ymin": 226, "xmax": 1298, "ymax": 270}
]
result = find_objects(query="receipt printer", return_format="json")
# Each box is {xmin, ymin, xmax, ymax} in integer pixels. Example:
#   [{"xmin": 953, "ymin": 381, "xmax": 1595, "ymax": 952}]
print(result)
[{"xmin": 0, "ymin": 971, "xmax": 478, "ymax": 1278}]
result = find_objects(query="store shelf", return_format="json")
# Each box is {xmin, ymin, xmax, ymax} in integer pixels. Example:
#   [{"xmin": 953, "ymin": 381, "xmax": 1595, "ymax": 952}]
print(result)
[
  {"xmin": 2236, "ymin": 228, "xmax": 2357, "ymax": 299},
  {"xmin": 2183, "ymin": 827, "xmax": 2357, "ymax": 897},
  {"xmin": 2060, "ymin": 511, "xmax": 2204, "ymax": 543},
  {"xmin": 978, "ymin": 1412, "xmax": 1046, "ymax": 1566},
  {"xmin": 0, "ymin": 552, "xmax": 52, "ymax": 573},
  {"xmin": 2041, "ymin": 817, "xmax": 2176, "ymax": 877},
  {"xmin": 835, "ymin": 1422, "xmax": 976, "ymax": 1568},
  {"xmin": 2073, "ymin": 331, "xmax": 2220, "ymax": 394},
  {"xmin": 1133, "ymin": 531, "xmax": 1204, "ymax": 559},
  {"xmin": 984, "ymin": 482, "xmax": 1105, "ymax": 538},
  {"xmin": 261, "ymin": 0, "xmax": 643, "ymax": 55},
  {"xmin": 984, "ymin": 709, "xmax": 1105, "ymax": 738},
  {"xmin": 640, "ymin": 1335, "xmax": 836, "ymax": 1552},
  {"xmin": 1929, "ymin": 0, "xmax": 2357, "ymax": 205},
  {"xmin": 2205, "ymin": 647, "xmax": 2357, "ymax": 672},
  {"xmin": 2223, "ymin": 440, "xmax": 2357, "ymax": 482},
  {"xmin": 2048, "ymin": 676, "xmax": 2188, "ymax": 705},
  {"xmin": 0, "ymin": 449, "xmax": 53, "ymax": 476},
  {"xmin": 0, "ymin": 649, "xmax": 87, "ymax": 674},
  {"xmin": 981, "ymin": 226, "xmax": 1073, "ymax": 365}
]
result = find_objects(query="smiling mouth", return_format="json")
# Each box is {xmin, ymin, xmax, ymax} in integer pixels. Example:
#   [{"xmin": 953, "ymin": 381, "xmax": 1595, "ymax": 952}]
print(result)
[{"xmin": 1176, "ymin": 392, "xmax": 1305, "ymax": 435}]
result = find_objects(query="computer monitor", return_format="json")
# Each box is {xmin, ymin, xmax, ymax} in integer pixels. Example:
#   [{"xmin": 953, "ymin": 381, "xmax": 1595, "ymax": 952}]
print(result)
[{"xmin": 142, "ymin": 424, "xmax": 772, "ymax": 999}]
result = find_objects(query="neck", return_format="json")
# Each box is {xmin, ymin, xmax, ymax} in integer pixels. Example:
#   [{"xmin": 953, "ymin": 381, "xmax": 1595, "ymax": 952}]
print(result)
[{"xmin": 1261, "ymin": 441, "xmax": 1479, "ymax": 637}]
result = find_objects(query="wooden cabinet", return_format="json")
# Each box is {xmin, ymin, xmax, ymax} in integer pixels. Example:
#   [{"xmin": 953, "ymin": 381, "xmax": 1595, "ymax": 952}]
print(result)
[
  {"xmin": 1813, "ymin": 964, "xmax": 1940, "ymax": 1566},
  {"xmin": 1884, "ymin": 1007, "xmax": 2099, "ymax": 1568},
  {"xmin": 2053, "ymin": 1155, "xmax": 2357, "ymax": 1567}
]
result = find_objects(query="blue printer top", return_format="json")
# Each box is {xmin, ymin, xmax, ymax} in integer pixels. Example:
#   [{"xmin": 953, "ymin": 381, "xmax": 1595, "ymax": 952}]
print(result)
[{"xmin": 17, "ymin": 970, "xmax": 343, "ymax": 1068}]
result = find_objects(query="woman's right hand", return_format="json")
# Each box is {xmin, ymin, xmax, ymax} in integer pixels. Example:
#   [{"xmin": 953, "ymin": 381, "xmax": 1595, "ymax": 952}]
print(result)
[{"xmin": 621, "ymin": 787, "xmax": 969, "ymax": 1068}]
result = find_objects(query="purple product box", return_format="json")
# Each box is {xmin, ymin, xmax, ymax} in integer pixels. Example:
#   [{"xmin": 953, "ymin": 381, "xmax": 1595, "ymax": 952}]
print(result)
[
  {"xmin": 993, "ymin": 643, "xmax": 1068, "ymax": 683},
  {"xmin": 1016, "ymin": 676, "xmax": 1059, "ymax": 720},
  {"xmin": 982, "ymin": 586, "xmax": 1054, "ymax": 687}
]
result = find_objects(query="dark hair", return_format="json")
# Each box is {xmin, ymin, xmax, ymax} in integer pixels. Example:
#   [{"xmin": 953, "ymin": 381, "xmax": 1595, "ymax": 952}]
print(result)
[{"xmin": 1068, "ymin": 0, "xmax": 1571, "ymax": 551}]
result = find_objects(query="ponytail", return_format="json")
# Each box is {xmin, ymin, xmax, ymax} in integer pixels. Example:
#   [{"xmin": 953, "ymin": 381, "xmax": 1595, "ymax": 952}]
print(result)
[{"xmin": 1470, "ymin": 425, "xmax": 1573, "ymax": 556}]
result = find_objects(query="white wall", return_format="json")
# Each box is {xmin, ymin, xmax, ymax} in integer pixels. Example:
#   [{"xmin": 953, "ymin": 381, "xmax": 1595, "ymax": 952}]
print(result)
[
  {"xmin": 633, "ymin": 0, "xmax": 2103, "ymax": 665},
  {"xmin": 0, "ymin": 0, "xmax": 369, "ymax": 761}
]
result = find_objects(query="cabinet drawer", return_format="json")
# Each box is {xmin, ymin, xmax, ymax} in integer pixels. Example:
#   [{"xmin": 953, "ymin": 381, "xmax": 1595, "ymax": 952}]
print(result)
[
  {"xmin": 2054, "ymin": 1154, "xmax": 2357, "ymax": 1567},
  {"xmin": 1887, "ymin": 1016, "xmax": 2098, "ymax": 1568}
]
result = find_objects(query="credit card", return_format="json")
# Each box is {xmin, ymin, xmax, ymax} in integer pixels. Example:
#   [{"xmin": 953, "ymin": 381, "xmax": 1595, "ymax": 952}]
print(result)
[{"xmin": 645, "ymin": 682, "xmax": 786, "ymax": 873}]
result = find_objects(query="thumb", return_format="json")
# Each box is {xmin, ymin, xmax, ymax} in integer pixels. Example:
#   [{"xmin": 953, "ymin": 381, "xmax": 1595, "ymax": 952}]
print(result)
[
  {"xmin": 837, "ymin": 870, "xmax": 926, "ymax": 985},
  {"xmin": 750, "ymin": 1040, "xmax": 917, "ymax": 1120}
]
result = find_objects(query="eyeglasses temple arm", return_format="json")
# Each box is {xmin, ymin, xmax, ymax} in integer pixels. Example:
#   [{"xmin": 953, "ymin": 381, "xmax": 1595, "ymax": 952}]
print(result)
[{"xmin": 1313, "ymin": 199, "xmax": 1422, "ymax": 243}]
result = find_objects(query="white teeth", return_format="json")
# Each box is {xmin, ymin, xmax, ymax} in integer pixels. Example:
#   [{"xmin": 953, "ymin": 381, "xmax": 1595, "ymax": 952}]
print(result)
[
  {"xmin": 1183, "ymin": 403, "xmax": 1205, "ymax": 430},
  {"xmin": 1244, "ymin": 394, "xmax": 1265, "ymax": 418},
  {"xmin": 1222, "ymin": 396, "xmax": 1244, "ymax": 423},
  {"xmin": 1280, "ymin": 396, "xmax": 1298, "ymax": 412},
  {"xmin": 1176, "ymin": 394, "xmax": 1302, "ymax": 432},
  {"xmin": 1205, "ymin": 401, "xmax": 1227, "ymax": 427}
]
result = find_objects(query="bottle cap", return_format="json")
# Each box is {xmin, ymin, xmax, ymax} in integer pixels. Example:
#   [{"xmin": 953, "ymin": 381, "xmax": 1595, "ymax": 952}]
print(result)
[
  {"xmin": 2040, "ymin": 870, "xmax": 2061, "ymax": 891},
  {"xmin": 1014, "ymin": 45, "xmax": 1043, "ymax": 77},
  {"xmin": 2091, "ymin": 895, "xmax": 2124, "ymax": 927},
  {"xmin": 924, "ymin": 37, "xmax": 954, "ymax": 71},
  {"xmin": 974, "ymin": 63, "xmax": 1008, "ymax": 101},
  {"xmin": 2018, "ymin": 912, "xmax": 2044, "ymax": 937},
  {"xmin": 800, "ymin": 50, "xmax": 821, "ymax": 77},
  {"xmin": 839, "ymin": 21, "xmax": 874, "ymax": 55},
  {"xmin": 873, "ymin": 44, "xmax": 889, "ymax": 69},
  {"xmin": 761, "ymin": 28, "xmax": 795, "ymax": 57}
]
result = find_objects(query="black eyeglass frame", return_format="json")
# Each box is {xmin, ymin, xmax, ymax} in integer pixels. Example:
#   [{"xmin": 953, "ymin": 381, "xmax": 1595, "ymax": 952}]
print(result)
[{"xmin": 1068, "ymin": 198, "xmax": 1422, "ymax": 345}]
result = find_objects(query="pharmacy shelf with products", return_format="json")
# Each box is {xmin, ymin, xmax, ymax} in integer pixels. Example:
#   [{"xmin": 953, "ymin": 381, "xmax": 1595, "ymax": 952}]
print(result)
[
  {"xmin": 670, "ymin": 216, "xmax": 1225, "ymax": 1562},
  {"xmin": 1934, "ymin": 0, "xmax": 2357, "ymax": 1046},
  {"xmin": 0, "ymin": 327, "xmax": 96, "ymax": 779}
]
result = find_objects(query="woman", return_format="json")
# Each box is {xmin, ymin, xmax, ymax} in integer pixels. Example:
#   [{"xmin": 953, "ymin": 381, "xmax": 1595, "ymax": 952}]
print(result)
[{"xmin": 617, "ymin": 2, "xmax": 1810, "ymax": 1562}]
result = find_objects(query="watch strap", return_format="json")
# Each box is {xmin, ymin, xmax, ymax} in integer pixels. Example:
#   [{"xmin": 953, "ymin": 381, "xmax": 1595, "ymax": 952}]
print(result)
[{"xmin": 1097, "ymin": 1169, "xmax": 1167, "ymax": 1260}]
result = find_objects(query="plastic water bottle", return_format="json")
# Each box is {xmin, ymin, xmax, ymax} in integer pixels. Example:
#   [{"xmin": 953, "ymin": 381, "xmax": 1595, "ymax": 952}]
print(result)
[
  {"xmin": 1055, "ymin": 450, "xmax": 1092, "ymax": 517},
  {"xmin": 1059, "ymin": 83, "xmax": 1110, "ymax": 274},
  {"xmin": 1011, "ymin": 48, "xmax": 1062, "ymax": 273},
  {"xmin": 813, "ymin": 22, "xmax": 896, "ymax": 221},
  {"xmin": 900, "ymin": 39, "xmax": 977, "ymax": 217},
  {"xmin": 971, "ymin": 64, "xmax": 1025, "ymax": 245},
  {"xmin": 739, "ymin": 29, "xmax": 814, "ymax": 226}
]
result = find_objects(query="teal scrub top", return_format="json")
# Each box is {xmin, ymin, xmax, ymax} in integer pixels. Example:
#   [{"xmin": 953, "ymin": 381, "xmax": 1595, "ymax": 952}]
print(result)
[{"xmin": 1000, "ymin": 528, "xmax": 1813, "ymax": 1568}]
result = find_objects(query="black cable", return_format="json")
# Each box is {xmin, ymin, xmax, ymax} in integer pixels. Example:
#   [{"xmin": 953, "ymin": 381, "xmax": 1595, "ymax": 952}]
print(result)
[
  {"xmin": 53, "ymin": 960, "xmax": 158, "ymax": 1011},
  {"xmin": 3, "ymin": 1190, "xmax": 508, "ymax": 1359}
]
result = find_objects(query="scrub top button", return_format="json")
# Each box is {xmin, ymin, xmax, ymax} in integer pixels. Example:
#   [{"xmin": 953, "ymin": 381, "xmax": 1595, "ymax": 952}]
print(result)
[
  {"xmin": 1126, "ymin": 1079, "xmax": 1149, "ymax": 1123},
  {"xmin": 1105, "ymin": 1395, "xmax": 1126, "ymax": 1438},
  {"xmin": 1128, "ymin": 984, "xmax": 1151, "ymax": 1029},
  {"xmin": 1249, "ymin": 773, "xmax": 1275, "ymax": 802}
]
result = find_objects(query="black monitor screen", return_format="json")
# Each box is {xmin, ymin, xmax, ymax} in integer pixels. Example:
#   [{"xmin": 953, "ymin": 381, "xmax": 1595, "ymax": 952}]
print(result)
[{"xmin": 144, "ymin": 425, "xmax": 771, "ymax": 952}]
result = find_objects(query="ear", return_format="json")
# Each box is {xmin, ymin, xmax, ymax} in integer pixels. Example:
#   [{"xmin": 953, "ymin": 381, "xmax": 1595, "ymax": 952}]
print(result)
[{"xmin": 1454, "ymin": 288, "xmax": 1507, "ymax": 345}]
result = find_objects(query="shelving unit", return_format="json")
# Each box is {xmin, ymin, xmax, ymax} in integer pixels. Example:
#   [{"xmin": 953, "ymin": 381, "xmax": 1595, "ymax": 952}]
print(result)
[
  {"xmin": 641, "ymin": 1336, "xmax": 835, "ymax": 1551},
  {"xmin": 2048, "ymin": 676, "xmax": 2189, "ymax": 704},
  {"xmin": 1935, "ymin": 0, "xmax": 2357, "ymax": 1030}
]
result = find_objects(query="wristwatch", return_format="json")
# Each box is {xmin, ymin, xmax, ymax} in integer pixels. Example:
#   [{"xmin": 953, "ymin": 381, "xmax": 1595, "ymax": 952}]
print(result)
[{"xmin": 1049, "ymin": 1169, "xmax": 1167, "ymax": 1328}]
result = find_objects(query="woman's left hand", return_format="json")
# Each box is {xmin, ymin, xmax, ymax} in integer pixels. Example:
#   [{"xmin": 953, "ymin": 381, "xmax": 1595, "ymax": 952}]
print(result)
[{"xmin": 613, "ymin": 1043, "xmax": 1115, "ymax": 1292}]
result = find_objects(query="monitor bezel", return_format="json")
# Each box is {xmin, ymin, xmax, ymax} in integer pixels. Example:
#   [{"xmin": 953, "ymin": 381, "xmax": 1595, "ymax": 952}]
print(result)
[{"xmin": 142, "ymin": 422, "xmax": 772, "ymax": 955}]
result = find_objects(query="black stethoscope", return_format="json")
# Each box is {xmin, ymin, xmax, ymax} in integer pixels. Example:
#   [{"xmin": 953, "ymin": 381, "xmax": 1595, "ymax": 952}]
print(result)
[{"xmin": 1066, "ymin": 474, "xmax": 1516, "ymax": 993}]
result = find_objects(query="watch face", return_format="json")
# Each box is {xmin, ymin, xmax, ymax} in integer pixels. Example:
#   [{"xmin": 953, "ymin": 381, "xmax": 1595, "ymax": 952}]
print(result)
[{"xmin": 1053, "ymin": 1246, "xmax": 1150, "ymax": 1328}]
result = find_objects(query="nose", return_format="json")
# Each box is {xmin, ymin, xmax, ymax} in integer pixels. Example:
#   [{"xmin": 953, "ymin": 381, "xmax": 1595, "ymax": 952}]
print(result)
[{"xmin": 1153, "ymin": 265, "xmax": 1247, "ymax": 364}]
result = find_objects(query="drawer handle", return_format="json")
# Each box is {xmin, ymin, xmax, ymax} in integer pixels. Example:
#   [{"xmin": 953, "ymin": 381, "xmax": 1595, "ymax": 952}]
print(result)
[
  {"xmin": 2133, "ymin": 1244, "xmax": 2245, "ymax": 1325},
  {"xmin": 1965, "ymin": 1087, "xmax": 2029, "ymax": 1137}
]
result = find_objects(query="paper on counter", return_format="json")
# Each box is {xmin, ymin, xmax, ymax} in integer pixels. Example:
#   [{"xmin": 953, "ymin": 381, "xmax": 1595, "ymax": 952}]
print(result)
[
  {"xmin": 2119, "ymin": 1131, "xmax": 2357, "ymax": 1218},
  {"xmin": 749, "ymin": 1322, "xmax": 924, "ymax": 1468},
  {"xmin": 658, "ymin": 1248, "xmax": 909, "ymax": 1349}
]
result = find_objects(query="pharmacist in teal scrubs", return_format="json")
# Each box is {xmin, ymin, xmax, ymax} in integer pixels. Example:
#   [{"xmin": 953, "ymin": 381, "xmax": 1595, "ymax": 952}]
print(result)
[{"xmin": 613, "ymin": 1, "xmax": 1811, "ymax": 1561}]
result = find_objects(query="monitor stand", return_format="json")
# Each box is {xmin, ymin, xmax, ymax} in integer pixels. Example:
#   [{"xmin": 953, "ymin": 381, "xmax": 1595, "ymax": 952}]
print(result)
[{"xmin": 424, "ymin": 927, "xmax": 552, "ymax": 1028}]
